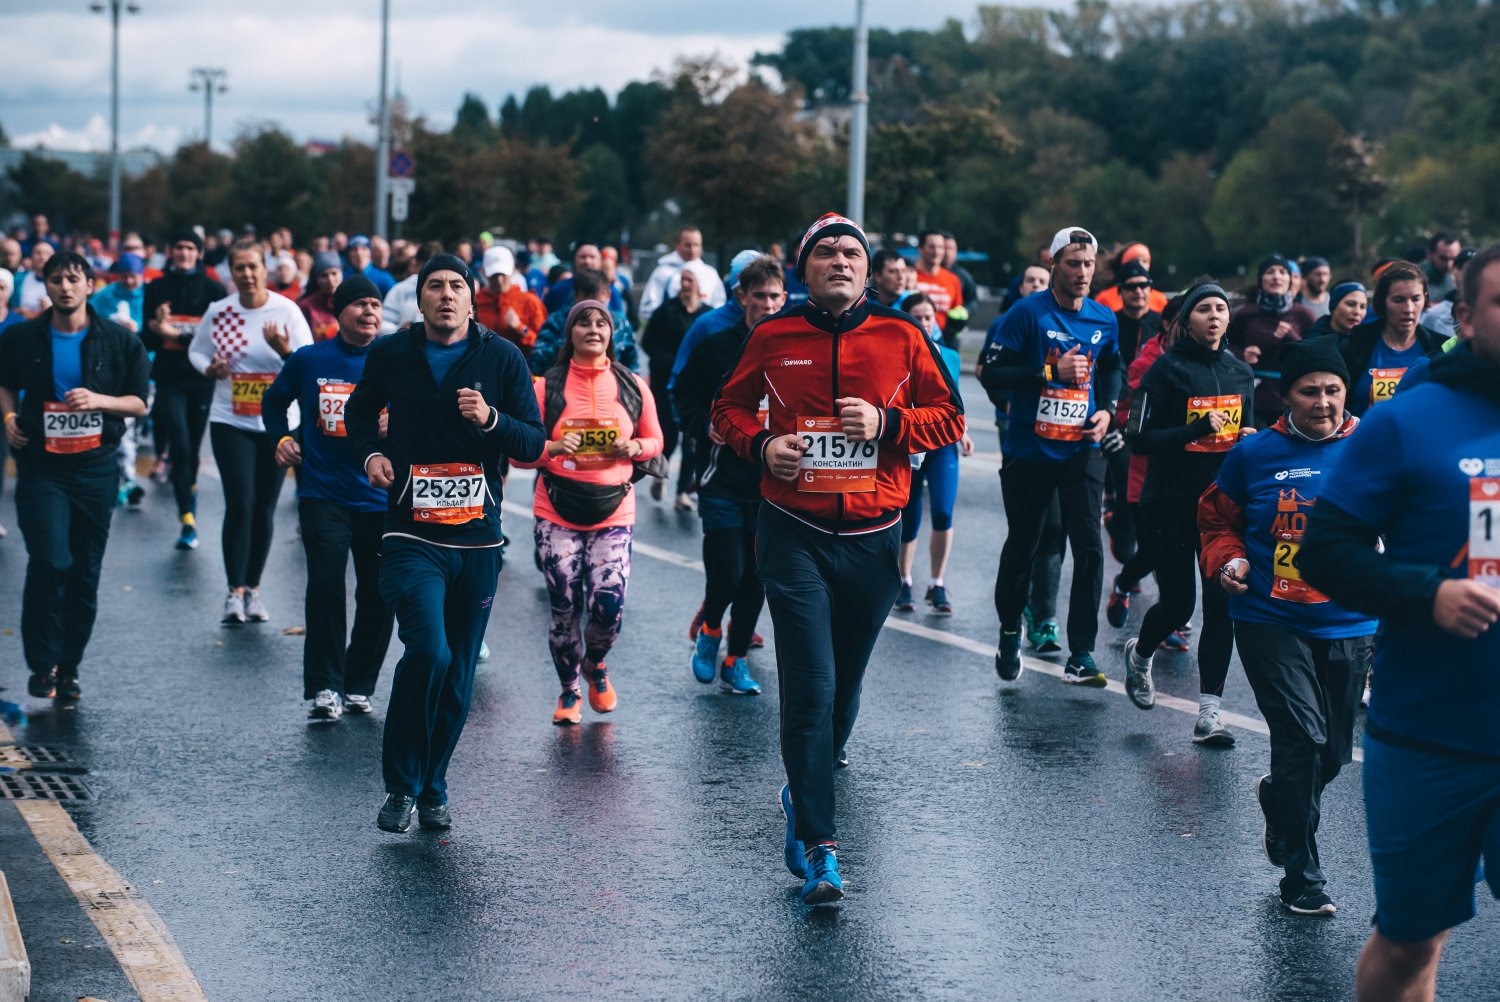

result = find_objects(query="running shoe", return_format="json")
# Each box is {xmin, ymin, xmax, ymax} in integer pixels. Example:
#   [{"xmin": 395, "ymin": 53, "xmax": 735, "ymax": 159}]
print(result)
[
  {"xmin": 995, "ymin": 628, "xmax": 1023, "ymax": 682},
  {"xmin": 749, "ymin": 631, "xmax": 765, "ymax": 649},
  {"xmin": 687, "ymin": 603, "xmax": 704, "ymax": 643},
  {"xmin": 1062, "ymin": 651, "xmax": 1107, "ymax": 687},
  {"xmin": 1159, "ymin": 630, "xmax": 1191, "ymax": 652},
  {"xmin": 925, "ymin": 585, "xmax": 953, "ymax": 616},
  {"xmin": 585, "ymin": 663, "xmax": 617, "ymax": 713},
  {"xmin": 780, "ymin": 784, "xmax": 808, "ymax": 878},
  {"xmin": 802, "ymin": 844, "xmax": 844, "ymax": 905},
  {"xmin": 692, "ymin": 627, "xmax": 722, "ymax": 683},
  {"xmin": 176, "ymin": 524, "xmax": 198, "ymax": 550},
  {"xmin": 222, "ymin": 590, "xmax": 246, "ymax": 626},
  {"xmin": 54, "ymin": 675, "xmax": 81, "ymax": 702},
  {"xmin": 27, "ymin": 668, "xmax": 57, "ymax": 699},
  {"xmin": 1282, "ymin": 887, "xmax": 1336, "ymax": 917},
  {"xmin": 150, "ymin": 460, "xmax": 170, "ymax": 485},
  {"xmin": 835, "ymin": 747, "xmax": 849, "ymax": 769},
  {"xmin": 552, "ymin": 689, "xmax": 582, "ymax": 726},
  {"xmin": 377, "ymin": 794, "xmax": 416, "ymax": 833},
  {"xmin": 478, "ymin": 641, "xmax": 490, "ymax": 662},
  {"xmin": 674, "ymin": 492, "xmax": 697, "ymax": 512},
  {"xmin": 1256, "ymin": 774, "xmax": 1287, "ymax": 868},
  {"xmin": 1029, "ymin": 619, "xmax": 1061, "ymax": 653},
  {"xmin": 893, "ymin": 582, "xmax": 915, "ymax": 612},
  {"xmin": 1192, "ymin": 707, "xmax": 1235, "ymax": 747},
  {"xmin": 344, "ymin": 694, "xmax": 373, "ymax": 715},
  {"xmin": 309, "ymin": 689, "xmax": 343, "ymax": 721},
  {"xmin": 244, "ymin": 589, "xmax": 269, "ymax": 623},
  {"xmin": 1123, "ymin": 638, "xmax": 1155, "ymax": 709},
  {"xmin": 650, "ymin": 479, "xmax": 664, "ymax": 502},
  {"xmin": 417, "ymin": 801, "xmax": 452, "ymax": 831},
  {"xmin": 1361, "ymin": 671, "xmax": 1371, "ymax": 709},
  {"xmin": 719, "ymin": 656, "xmax": 761, "ymax": 695},
  {"xmin": 1106, "ymin": 582, "xmax": 1131, "ymax": 629},
  {"xmin": 125, "ymin": 482, "xmax": 145, "ymax": 508}
]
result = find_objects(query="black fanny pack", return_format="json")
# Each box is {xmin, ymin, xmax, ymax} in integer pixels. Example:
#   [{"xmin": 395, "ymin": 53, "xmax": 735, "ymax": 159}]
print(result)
[{"xmin": 542, "ymin": 472, "xmax": 632, "ymax": 525}]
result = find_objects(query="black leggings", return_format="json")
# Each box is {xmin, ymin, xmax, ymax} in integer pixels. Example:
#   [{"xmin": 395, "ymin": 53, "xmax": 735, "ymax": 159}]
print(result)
[
  {"xmin": 154, "ymin": 380, "xmax": 214, "ymax": 517},
  {"xmin": 210, "ymin": 423, "xmax": 287, "ymax": 589},
  {"xmin": 1135, "ymin": 501, "xmax": 1233, "ymax": 696},
  {"xmin": 702, "ymin": 523, "xmax": 764, "ymax": 658}
]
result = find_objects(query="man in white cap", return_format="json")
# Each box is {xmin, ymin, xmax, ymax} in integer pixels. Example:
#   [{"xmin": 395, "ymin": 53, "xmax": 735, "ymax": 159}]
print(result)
[
  {"xmin": 476, "ymin": 245, "xmax": 546, "ymax": 359},
  {"xmin": 979, "ymin": 225, "xmax": 1122, "ymax": 686}
]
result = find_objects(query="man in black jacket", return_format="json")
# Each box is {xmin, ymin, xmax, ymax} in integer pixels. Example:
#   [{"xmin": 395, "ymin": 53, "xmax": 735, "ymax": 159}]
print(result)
[
  {"xmin": 0, "ymin": 252, "xmax": 150, "ymax": 701},
  {"xmin": 141, "ymin": 228, "xmax": 227, "ymax": 550},
  {"xmin": 346, "ymin": 254, "xmax": 546, "ymax": 834}
]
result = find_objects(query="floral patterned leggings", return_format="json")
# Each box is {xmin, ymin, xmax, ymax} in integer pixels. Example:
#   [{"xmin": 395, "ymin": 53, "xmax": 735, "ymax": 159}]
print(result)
[{"xmin": 534, "ymin": 520, "xmax": 633, "ymax": 692}]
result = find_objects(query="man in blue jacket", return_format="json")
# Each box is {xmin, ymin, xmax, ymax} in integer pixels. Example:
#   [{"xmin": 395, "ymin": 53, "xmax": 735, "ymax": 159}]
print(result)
[
  {"xmin": 263, "ymin": 275, "xmax": 394, "ymax": 723},
  {"xmin": 346, "ymin": 255, "xmax": 546, "ymax": 834}
]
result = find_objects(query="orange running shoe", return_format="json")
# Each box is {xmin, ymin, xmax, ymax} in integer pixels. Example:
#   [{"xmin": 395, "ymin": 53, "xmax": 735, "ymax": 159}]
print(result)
[
  {"xmin": 585, "ymin": 663, "xmax": 617, "ymax": 713},
  {"xmin": 552, "ymin": 689, "xmax": 582, "ymax": 726}
]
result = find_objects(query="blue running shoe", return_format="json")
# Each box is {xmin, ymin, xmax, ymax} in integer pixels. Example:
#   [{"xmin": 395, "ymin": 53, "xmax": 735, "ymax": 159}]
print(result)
[
  {"xmin": 780, "ymin": 784, "xmax": 808, "ymax": 878},
  {"xmin": 719, "ymin": 656, "xmax": 761, "ymax": 695},
  {"xmin": 1063, "ymin": 651, "xmax": 1108, "ymax": 687},
  {"xmin": 1160, "ymin": 630, "xmax": 1191, "ymax": 652},
  {"xmin": 176, "ymin": 524, "xmax": 198, "ymax": 550},
  {"xmin": 801, "ymin": 843, "xmax": 844, "ymax": 905},
  {"xmin": 691, "ymin": 627, "xmax": 721, "ymax": 684},
  {"xmin": 893, "ymin": 582, "xmax": 915, "ymax": 612}
]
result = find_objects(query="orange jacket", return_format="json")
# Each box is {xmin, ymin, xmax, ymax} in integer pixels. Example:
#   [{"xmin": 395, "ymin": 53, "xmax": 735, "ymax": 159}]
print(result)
[
  {"xmin": 711, "ymin": 296, "xmax": 965, "ymax": 534},
  {"xmin": 475, "ymin": 285, "xmax": 547, "ymax": 355},
  {"xmin": 1096, "ymin": 285, "xmax": 1169, "ymax": 314}
]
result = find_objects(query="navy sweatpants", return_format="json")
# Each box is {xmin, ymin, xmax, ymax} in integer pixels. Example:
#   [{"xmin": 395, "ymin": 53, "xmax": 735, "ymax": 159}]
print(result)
[
  {"xmin": 756, "ymin": 503, "xmax": 900, "ymax": 844},
  {"xmin": 379, "ymin": 536, "xmax": 501, "ymax": 804}
]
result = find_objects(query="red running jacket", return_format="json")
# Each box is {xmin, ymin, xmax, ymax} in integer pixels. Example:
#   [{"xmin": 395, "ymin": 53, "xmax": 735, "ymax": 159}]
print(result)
[{"xmin": 711, "ymin": 295, "xmax": 965, "ymax": 534}]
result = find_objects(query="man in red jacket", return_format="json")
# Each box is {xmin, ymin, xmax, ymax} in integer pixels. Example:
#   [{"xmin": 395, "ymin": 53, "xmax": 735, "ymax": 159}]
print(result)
[{"xmin": 712, "ymin": 212, "xmax": 965, "ymax": 904}]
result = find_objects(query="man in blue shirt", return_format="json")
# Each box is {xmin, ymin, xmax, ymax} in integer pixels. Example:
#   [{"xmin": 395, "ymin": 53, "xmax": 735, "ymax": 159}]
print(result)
[
  {"xmin": 1301, "ymin": 242, "xmax": 1500, "ymax": 1002},
  {"xmin": 263, "ymin": 276, "xmax": 394, "ymax": 722},
  {"xmin": 979, "ymin": 226, "xmax": 1122, "ymax": 685},
  {"xmin": 346, "ymin": 236, "xmax": 395, "ymax": 297}
]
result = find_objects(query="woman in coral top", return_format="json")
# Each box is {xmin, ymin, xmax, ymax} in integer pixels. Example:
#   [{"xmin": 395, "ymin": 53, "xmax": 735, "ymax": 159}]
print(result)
[{"xmin": 515, "ymin": 300, "xmax": 663, "ymax": 725}]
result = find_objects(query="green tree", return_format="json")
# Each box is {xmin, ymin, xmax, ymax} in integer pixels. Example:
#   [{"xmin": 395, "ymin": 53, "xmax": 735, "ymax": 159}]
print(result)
[
  {"xmin": 452, "ymin": 93, "xmax": 496, "ymax": 149},
  {"xmin": 228, "ymin": 125, "xmax": 318, "ymax": 235},
  {"xmin": 3, "ymin": 153, "xmax": 107, "ymax": 234},
  {"xmin": 564, "ymin": 144, "xmax": 630, "ymax": 244}
]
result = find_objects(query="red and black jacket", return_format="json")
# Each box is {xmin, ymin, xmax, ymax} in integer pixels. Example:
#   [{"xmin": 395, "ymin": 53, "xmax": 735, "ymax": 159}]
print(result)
[{"xmin": 710, "ymin": 294, "xmax": 965, "ymax": 534}]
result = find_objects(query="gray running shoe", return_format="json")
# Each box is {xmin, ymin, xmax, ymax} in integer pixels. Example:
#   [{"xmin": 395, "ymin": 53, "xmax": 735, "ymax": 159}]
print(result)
[
  {"xmin": 244, "ymin": 589, "xmax": 269, "ymax": 622},
  {"xmin": 1123, "ymin": 638, "xmax": 1156, "ymax": 710},
  {"xmin": 377, "ymin": 794, "xmax": 416, "ymax": 833},
  {"xmin": 344, "ymin": 694, "xmax": 373, "ymax": 715},
  {"xmin": 1192, "ymin": 707, "xmax": 1235, "ymax": 747},
  {"xmin": 221, "ymin": 590, "xmax": 246, "ymax": 626},
  {"xmin": 309, "ymin": 689, "xmax": 342, "ymax": 721}
]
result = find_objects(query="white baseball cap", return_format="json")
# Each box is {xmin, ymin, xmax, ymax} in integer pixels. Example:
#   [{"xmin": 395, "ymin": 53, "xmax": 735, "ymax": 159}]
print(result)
[
  {"xmin": 482, "ymin": 245, "xmax": 515, "ymax": 278},
  {"xmin": 1048, "ymin": 226, "xmax": 1098, "ymax": 259}
]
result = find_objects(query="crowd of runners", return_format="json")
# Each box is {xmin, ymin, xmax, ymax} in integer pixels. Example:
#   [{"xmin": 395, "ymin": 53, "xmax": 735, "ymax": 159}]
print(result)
[{"xmin": 1, "ymin": 206, "xmax": 1495, "ymax": 1000}]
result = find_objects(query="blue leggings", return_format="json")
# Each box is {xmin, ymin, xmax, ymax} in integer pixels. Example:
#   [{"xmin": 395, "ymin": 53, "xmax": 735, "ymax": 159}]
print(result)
[{"xmin": 901, "ymin": 443, "xmax": 959, "ymax": 543}]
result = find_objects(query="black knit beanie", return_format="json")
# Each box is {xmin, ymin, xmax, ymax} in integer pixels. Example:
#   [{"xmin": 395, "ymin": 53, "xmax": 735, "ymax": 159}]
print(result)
[
  {"xmin": 1279, "ymin": 336, "xmax": 1350, "ymax": 397},
  {"xmin": 417, "ymin": 253, "xmax": 476, "ymax": 297},
  {"xmin": 332, "ymin": 275, "xmax": 381, "ymax": 318}
]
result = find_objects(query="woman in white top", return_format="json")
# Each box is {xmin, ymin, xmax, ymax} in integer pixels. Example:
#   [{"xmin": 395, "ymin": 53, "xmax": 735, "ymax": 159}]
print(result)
[{"xmin": 189, "ymin": 239, "xmax": 312, "ymax": 625}]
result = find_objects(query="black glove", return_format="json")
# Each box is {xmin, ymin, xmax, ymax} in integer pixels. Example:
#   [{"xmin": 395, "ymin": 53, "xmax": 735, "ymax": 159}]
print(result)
[{"xmin": 1101, "ymin": 428, "xmax": 1126, "ymax": 456}]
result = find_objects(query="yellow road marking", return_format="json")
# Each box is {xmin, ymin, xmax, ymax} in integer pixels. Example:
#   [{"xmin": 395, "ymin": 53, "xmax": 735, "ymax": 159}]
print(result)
[{"xmin": 0, "ymin": 721, "xmax": 207, "ymax": 1001}]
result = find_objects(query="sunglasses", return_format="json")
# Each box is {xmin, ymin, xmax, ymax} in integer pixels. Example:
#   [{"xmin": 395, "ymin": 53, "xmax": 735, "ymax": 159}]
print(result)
[{"xmin": 1121, "ymin": 282, "xmax": 1152, "ymax": 292}]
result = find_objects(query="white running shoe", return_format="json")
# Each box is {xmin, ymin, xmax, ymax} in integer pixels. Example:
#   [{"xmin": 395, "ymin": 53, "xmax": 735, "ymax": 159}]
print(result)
[
  {"xmin": 674, "ymin": 492, "xmax": 697, "ymax": 511},
  {"xmin": 222, "ymin": 590, "xmax": 246, "ymax": 626},
  {"xmin": 309, "ymin": 689, "xmax": 342, "ymax": 720},
  {"xmin": 343, "ymin": 694, "xmax": 373, "ymax": 715},
  {"xmin": 244, "ymin": 589, "xmax": 269, "ymax": 622},
  {"xmin": 478, "ymin": 641, "xmax": 490, "ymax": 662}
]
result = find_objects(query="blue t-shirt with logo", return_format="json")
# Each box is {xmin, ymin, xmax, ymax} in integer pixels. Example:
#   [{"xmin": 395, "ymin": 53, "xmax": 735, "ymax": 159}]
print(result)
[
  {"xmin": 1350, "ymin": 337, "xmax": 1426, "ymax": 416},
  {"xmin": 1317, "ymin": 382, "xmax": 1500, "ymax": 757},
  {"xmin": 51, "ymin": 328, "xmax": 86, "ymax": 399},
  {"xmin": 1214, "ymin": 427, "xmax": 1376, "ymax": 638},
  {"xmin": 991, "ymin": 290, "xmax": 1118, "ymax": 462}
]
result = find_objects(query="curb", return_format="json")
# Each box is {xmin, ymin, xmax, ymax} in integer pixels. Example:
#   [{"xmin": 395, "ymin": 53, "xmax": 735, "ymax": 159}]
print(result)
[{"xmin": 0, "ymin": 870, "xmax": 30, "ymax": 1002}]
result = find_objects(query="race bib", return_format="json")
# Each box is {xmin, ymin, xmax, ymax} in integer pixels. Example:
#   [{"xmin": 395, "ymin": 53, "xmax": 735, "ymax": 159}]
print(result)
[
  {"xmin": 559, "ymin": 416, "xmax": 620, "ymax": 471},
  {"xmin": 796, "ymin": 415, "xmax": 878, "ymax": 493},
  {"xmin": 1270, "ymin": 531, "xmax": 1328, "ymax": 604},
  {"xmin": 161, "ymin": 313, "xmax": 201, "ymax": 351},
  {"xmin": 1184, "ymin": 394, "xmax": 1243, "ymax": 454},
  {"xmin": 42, "ymin": 402, "xmax": 102, "ymax": 454},
  {"xmin": 1035, "ymin": 387, "xmax": 1090, "ymax": 442},
  {"xmin": 1470, "ymin": 478, "xmax": 1500, "ymax": 587},
  {"xmin": 410, "ymin": 463, "xmax": 486, "ymax": 524},
  {"xmin": 231, "ymin": 373, "xmax": 275, "ymax": 417},
  {"xmin": 318, "ymin": 381, "xmax": 355, "ymax": 437},
  {"xmin": 1369, "ymin": 368, "xmax": 1406, "ymax": 406}
]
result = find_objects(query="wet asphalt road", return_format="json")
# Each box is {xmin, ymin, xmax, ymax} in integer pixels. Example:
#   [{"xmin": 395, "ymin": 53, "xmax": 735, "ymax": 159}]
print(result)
[{"xmin": 2, "ymin": 370, "xmax": 1497, "ymax": 1001}]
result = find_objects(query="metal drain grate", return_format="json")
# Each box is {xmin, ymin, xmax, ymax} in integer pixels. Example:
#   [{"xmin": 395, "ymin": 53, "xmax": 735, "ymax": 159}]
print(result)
[
  {"xmin": 0, "ymin": 772, "xmax": 94, "ymax": 800},
  {"xmin": 0, "ymin": 744, "xmax": 83, "ymax": 771}
]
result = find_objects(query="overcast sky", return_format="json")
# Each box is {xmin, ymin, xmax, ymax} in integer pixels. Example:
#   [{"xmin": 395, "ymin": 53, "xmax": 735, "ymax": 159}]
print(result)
[{"xmin": 4, "ymin": 0, "xmax": 1037, "ymax": 155}]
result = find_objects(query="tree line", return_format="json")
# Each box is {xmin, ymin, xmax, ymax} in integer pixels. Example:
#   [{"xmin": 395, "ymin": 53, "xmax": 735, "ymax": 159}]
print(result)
[{"xmin": 2, "ymin": 0, "xmax": 1495, "ymax": 284}]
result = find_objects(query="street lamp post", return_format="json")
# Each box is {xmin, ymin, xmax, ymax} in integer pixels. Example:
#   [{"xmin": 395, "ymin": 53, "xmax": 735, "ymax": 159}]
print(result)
[
  {"xmin": 189, "ymin": 67, "xmax": 228, "ymax": 147},
  {"xmin": 846, "ymin": 0, "xmax": 869, "ymax": 226},
  {"xmin": 374, "ymin": 0, "xmax": 391, "ymax": 238},
  {"xmin": 90, "ymin": 0, "xmax": 139, "ymax": 246}
]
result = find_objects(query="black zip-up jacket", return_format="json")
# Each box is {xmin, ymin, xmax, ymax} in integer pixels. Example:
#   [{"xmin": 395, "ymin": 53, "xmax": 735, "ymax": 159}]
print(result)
[
  {"xmin": 345, "ymin": 320, "xmax": 546, "ymax": 547},
  {"xmin": 1301, "ymin": 341, "xmax": 1500, "ymax": 628},
  {"xmin": 674, "ymin": 319, "xmax": 762, "ymax": 502},
  {"xmin": 0, "ymin": 307, "xmax": 151, "ymax": 464},
  {"xmin": 141, "ymin": 268, "xmax": 227, "ymax": 384},
  {"xmin": 1126, "ymin": 335, "xmax": 1256, "ymax": 507},
  {"xmin": 1338, "ymin": 319, "xmax": 1447, "ymax": 414}
]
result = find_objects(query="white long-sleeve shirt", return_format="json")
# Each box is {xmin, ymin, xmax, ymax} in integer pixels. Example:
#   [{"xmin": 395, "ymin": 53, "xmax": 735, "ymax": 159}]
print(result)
[
  {"xmin": 638, "ymin": 252, "xmax": 726, "ymax": 323},
  {"xmin": 382, "ymin": 274, "xmax": 419, "ymax": 334},
  {"xmin": 189, "ymin": 291, "xmax": 312, "ymax": 432}
]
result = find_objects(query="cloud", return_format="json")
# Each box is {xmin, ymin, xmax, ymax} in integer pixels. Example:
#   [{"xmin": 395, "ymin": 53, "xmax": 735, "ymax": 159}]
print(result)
[{"xmin": 11, "ymin": 114, "xmax": 183, "ymax": 155}]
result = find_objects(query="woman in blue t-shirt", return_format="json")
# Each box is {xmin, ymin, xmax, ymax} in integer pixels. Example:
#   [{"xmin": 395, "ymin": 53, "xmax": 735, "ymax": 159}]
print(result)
[
  {"xmin": 1338, "ymin": 261, "xmax": 1446, "ymax": 416},
  {"xmin": 1198, "ymin": 336, "xmax": 1376, "ymax": 919}
]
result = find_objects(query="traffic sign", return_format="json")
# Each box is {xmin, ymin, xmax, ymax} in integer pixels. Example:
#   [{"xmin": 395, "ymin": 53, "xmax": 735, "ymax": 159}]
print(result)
[
  {"xmin": 391, "ymin": 188, "xmax": 409, "ymax": 222},
  {"xmin": 388, "ymin": 150, "xmax": 414, "ymax": 178},
  {"xmin": 388, "ymin": 177, "xmax": 415, "ymax": 195}
]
